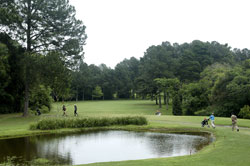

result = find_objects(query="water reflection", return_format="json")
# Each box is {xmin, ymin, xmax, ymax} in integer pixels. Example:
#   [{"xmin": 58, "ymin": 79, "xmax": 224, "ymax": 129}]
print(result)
[{"xmin": 0, "ymin": 130, "xmax": 211, "ymax": 165}]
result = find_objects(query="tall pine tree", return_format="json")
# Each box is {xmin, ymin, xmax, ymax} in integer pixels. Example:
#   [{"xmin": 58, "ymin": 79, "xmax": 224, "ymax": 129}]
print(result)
[{"xmin": 0, "ymin": 0, "xmax": 87, "ymax": 116}]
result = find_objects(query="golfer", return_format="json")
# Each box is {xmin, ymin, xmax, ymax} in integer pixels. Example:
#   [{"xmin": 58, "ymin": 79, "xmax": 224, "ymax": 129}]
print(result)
[
  {"xmin": 231, "ymin": 113, "xmax": 239, "ymax": 132},
  {"xmin": 209, "ymin": 113, "xmax": 215, "ymax": 129},
  {"xmin": 74, "ymin": 104, "xmax": 78, "ymax": 116}
]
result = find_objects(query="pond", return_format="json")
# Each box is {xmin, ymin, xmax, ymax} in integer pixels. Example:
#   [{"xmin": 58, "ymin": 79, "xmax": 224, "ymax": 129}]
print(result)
[{"xmin": 0, "ymin": 130, "xmax": 212, "ymax": 165}]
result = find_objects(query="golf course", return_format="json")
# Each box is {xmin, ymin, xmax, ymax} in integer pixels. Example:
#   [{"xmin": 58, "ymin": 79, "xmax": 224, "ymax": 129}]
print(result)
[
  {"xmin": 1, "ymin": 100, "xmax": 250, "ymax": 166},
  {"xmin": 2, "ymin": 0, "xmax": 250, "ymax": 166}
]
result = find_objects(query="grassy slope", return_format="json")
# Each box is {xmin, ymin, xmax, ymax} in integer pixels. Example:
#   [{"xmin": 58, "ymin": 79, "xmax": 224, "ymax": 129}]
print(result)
[{"xmin": 0, "ymin": 100, "xmax": 250, "ymax": 166}]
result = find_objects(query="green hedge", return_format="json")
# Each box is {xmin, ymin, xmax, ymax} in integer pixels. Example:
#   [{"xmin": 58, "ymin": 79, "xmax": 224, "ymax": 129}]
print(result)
[{"xmin": 30, "ymin": 116, "xmax": 148, "ymax": 130}]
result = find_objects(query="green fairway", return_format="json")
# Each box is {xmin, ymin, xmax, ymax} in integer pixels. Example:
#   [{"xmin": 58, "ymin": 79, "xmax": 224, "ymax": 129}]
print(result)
[
  {"xmin": 0, "ymin": 100, "xmax": 250, "ymax": 166},
  {"xmin": 52, "ymin": 100, "xmax": 171, "ymax": 116}
]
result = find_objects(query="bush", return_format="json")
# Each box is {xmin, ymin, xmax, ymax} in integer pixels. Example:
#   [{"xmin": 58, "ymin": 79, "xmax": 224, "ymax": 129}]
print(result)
[
  {"xmin": 40, "ymin": 105, "xmax": 50, "ymax": 113},
  {"xmin": 30, "ymin": 116, "xmax": 148, "ymax": 130},
  {"xmin": 239, "ymin": 105, "xmax": 250, "ymax": 119},
  {"xmin": 0, "ymin": 156, "xmax": 51, "ymax": 166},
  {"xmin": 29, "ymin": 85, "xmax": 52, "ymax": 112}
]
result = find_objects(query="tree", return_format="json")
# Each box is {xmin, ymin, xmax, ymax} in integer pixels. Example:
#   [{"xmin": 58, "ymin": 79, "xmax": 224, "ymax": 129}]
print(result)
[
  {"xmin": 0, "ymin": 33, "xmax": 25, "ymax": 114},
  {"xmin": 41, "ymin": 51, "xmax": 72, "ymax": 102},
  {"xmin": 92, "ymin": 86, "xmax": 103, "ymax": 100},
  {"xmin": 238, "ymin": 105, "xmax": 250, "ymax": 119},
  {"xmin": 0, "ymin": 0, "xmax": 87, "ymax": 116},
  {"xmin": 154, "ymin": 78, "xmax": 180, "ymax": 110},
  {"xmin": 99, "ymin": 64, "xmax": 116, "ymax": 100},
  {"xmin": 71, "ymin": 60, "xmax": 90, "ymax": 101},
  {"xmin": 182, "ymin": 83, "xmax": 208, "ymax": 115},
  {"xmin": 172, "ymin": 92, "xmax": 182, "ymax": 115},
  {"xmin": 177, "ymin": 49, "xmax": 201, "ymax": 82},
  {"xmin": 114, "ymin": 57, "xmax": 139, "ymax": 98},
  {"xmin": 209, "ymin": 60, "xmax": 250, "ymax": 116},
  {"xmin": 137, "ymin": 42, "xmax": 176, "ymax": 101},
  {"xmin": 29, "ymin": 85, "xmax": 52, "ymax": 112},
  {"xmin": 0, "ymin": 43, "xmax": 11, "ymax": 113}
]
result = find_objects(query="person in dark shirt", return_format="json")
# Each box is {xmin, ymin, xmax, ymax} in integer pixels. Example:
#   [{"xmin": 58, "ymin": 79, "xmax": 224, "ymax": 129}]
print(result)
[
  {"xmin": 62, "ymin": 105, "xmax": 66, "ymax": 116},
  {"xmin": 74, "ymin": 104, "xmax": 78, "ymax": 116}
]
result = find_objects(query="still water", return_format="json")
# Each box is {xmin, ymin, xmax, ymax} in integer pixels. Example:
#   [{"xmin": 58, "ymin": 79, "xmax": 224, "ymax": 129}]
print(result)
[{"xmin": 0, "ymin": 130, "xmax": 211, "ymax": 165}]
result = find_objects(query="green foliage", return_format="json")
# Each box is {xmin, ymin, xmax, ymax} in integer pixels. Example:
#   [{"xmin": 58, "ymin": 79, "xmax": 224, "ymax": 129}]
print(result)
[
  {"xmin": 0, "ymin": 43, "xmax": 11, "ymax": 113},
  {"xmin": 0, "ymin": 156, "xmax": 51, "ymax": 166},
  {"xmin": 172, "ymin": 93, "xmax": 182, "ymax": 115},
  {"xmin": 181, "ymin": 63, "xmax": 232, "ymax": 116},
  {"xmin": 177, "ymin": 49, "xmax": 201, "ymax": 82},
  {"xmin": 0, "ymin": 33, "xmax": 24, "ymax": 114},
  {"xmin": 42, "ymin": 51, "xmax": 72, "ymax": 101},
  {"xmin": 154, "ymin": 78, "xmax": 180, "ymax": 92},
  {"xmin": 100, "ymin": 64, "xmax": 117, "ymax": 99},
  {"xmin": 29, "ymin": 85, "xmax": 52, "ymax": 112},
  {"xmin": 154, "ymin": 77, "xmax": 180, "ymax": 108},
  {"xmin": 0, "ymin": 0, "xmax": 87, "ymax": 60},
  {"xmin": 182, "ymin": 82, "xmax": 209, "ymax": 115},
  {"xmin": 30, "ymin": 158, "xmax": 51, "ymax": 166},
  {"xmin": 211, "ymin": 63, "xmax": 250, "ymax": 116},
  {"xmin": 0, "ymin": 0, "xmax": 87, "ymax": 116},
  {"xmin": 115, "ymin": 57, "xmax": 140, "ymax": 98},
  {"xmin": 136, "ymin": 40, "xmax": 234, "ymax": 103},
  {"xmin": 30, "ymin": 116, "xmax": 148, "ymax": 130},
  {"xmin": 239, "ymin": 105, "xmax": 250, "ymax": 119},
  {"xmin": 92, "ymin": 85, "xmax": 103, "ymax": 99}
]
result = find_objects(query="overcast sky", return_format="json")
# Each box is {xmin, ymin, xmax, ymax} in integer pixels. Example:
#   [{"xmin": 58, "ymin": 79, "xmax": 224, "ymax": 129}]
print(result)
[{"xmin": 69, "ymin": 0, "xmax": 250, "ymax": 68}]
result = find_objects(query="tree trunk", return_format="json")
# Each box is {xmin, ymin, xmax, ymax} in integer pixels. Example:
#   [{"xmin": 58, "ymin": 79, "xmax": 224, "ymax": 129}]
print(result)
[
  {"xmin": 151, "ymin": 94, "xmax": 153, "ymax": 101},
  {"xmin": 132, "ymin": 89, "xmax": 135, "ymax": 99},
  {"xmin": 23, "ymin": 82, "xmax": 29, "ymax": 117},
  {"xmin": 82, "ymin": 90, "xmax": 84, "ymax": 101},
  {"xmin": 76, "ymin": 88, "xmax": 78, "ymax": 101},
  {"xmin": 164, "ymin": 91, "xmax": 166, "ymax": 105},
  {"xmin": 159, "ymin": 94, "xmax": 162, "ymax": 108},
  {"xmin": 155, "ymin": 96, "xmax": 158, "ymax": 105},
  {"xmin": 103, "ymin": 88, "xmax": 104, "ymax": 100},
  {"xmin": 23, "ymin": 0, "xmax": 31, "ymax": 117},
  {"xmin": 27, "ymin": 0, "xmax": 32, "ymax": 51},
  {"xmin": 166, "ymin": 92, "xmax": 169, "ymax": 111}
]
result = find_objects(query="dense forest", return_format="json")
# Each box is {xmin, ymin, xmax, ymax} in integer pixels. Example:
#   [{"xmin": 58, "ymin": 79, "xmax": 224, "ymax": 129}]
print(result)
[{"xmin": 1, "ymin": 0, "xmax": 250, "ymax": 118}]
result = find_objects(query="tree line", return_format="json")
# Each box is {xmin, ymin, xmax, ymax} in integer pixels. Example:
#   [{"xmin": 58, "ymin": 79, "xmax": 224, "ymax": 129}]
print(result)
[
  {"xmin": 70, "ymin": 41, "xmax": 250, "ymax": 118},
  {"xmin": 1, "ymin": 1, "xmax": 250, "ymax": 118}
]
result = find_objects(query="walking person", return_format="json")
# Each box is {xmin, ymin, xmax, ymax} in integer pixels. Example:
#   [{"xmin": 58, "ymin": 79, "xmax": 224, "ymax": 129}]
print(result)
[
  {"xmin": 231, "ymin": 113, "xmax": 239, "ymax": 132},
  {"xmin": 209, "ymin": 113, "xmax": 215, "ymax": 129},
  {"xmin": 74, "ymin": 104, "xmax": 78, "ymax": 116},
  {"xmin": 62, "ymin": 105, "xmax": 66, "ymax": 116}
]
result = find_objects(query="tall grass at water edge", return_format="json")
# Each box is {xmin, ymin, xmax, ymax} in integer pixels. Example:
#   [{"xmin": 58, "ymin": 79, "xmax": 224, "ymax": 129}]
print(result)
[{"xmin": 30, "ymin": 116, "xmax": 148, "ymax": 130}]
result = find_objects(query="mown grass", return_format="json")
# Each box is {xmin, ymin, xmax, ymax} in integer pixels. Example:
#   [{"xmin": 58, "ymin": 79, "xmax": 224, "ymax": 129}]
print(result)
[{"xmin": 0, "ymin": 100, "xmax": 250, "ymax": 166}]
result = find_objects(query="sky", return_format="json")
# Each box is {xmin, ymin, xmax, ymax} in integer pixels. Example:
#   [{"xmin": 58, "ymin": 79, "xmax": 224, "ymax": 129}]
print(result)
[{"xmin": 69, "ymin": 0, "xmax": 250, "ymax": 68}]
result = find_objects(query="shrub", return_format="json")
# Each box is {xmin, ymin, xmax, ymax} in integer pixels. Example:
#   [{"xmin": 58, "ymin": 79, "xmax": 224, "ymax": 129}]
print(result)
[
  {"xmin": 0, "ymin": 156, "xmax": 52, "ymax": 166},
  {"xmin": 30, "ymin": 116, "xmax": 148, "ymax": 130},
  {"xmin": 29, "ymin": 85, "xmax": 52, "ymax": 113},
  {"xmin": 239, "ymin": 105, "xmax": 250, "ymax": 119}
]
